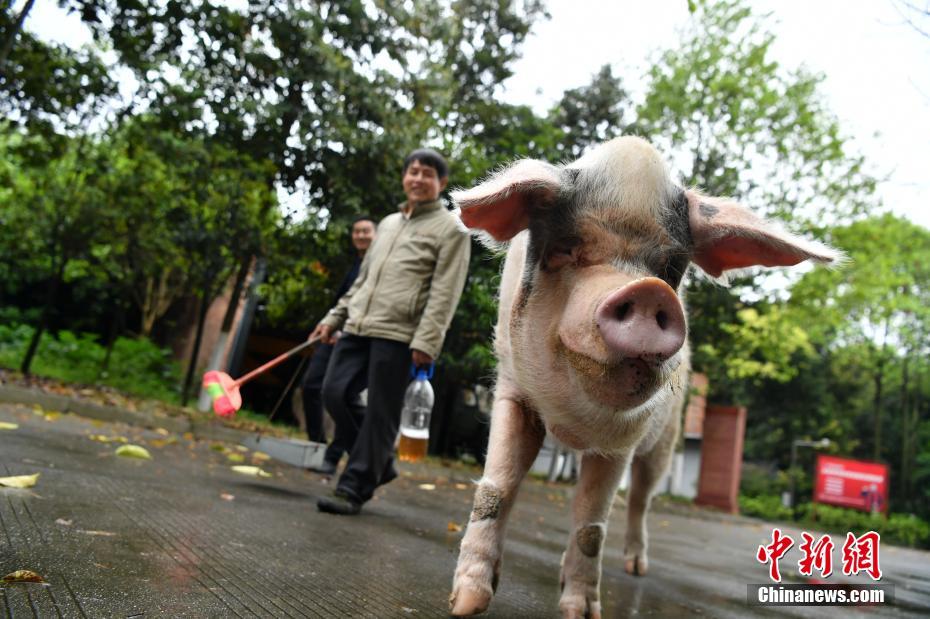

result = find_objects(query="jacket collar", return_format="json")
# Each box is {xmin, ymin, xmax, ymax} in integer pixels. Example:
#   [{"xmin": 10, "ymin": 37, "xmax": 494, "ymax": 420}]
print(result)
[{"xmin": 400, "ymin": 199, "xmax": 443, "ymax": 219}]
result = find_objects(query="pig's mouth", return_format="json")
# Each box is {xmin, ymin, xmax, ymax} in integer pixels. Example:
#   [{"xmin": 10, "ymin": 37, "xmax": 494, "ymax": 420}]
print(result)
[
  {"xmin": 555, "ymin": 338, "xmax": 667, "ymax": 405},
  {"xmin": 556, "ymin": 338, "xmax": 664, "ymax": 400}
]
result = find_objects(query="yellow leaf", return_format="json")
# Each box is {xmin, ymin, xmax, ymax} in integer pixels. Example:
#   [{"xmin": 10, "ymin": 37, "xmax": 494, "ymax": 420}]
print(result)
[
  {"xmin": 0, "ymin": 422, "xmax": 19, "ymax": 430},
  {"xmin": 44, "ymin": 412, "xmax": 61, "ymax": 421},
  {"xmin": 418, "ymin": 483, "xmax": 436, "ymax": 491},
  {"xmin": 447, "ymin": 521, "xmax": 463, "ymax": 532},
  {"xmin": 2, "ymin": 570, "xmax": 44, "ymax": 583},
  {"xmin": 210, "ymin": 444, "xmax": 228, "ymax": 453},
  {"xmin": 231, "ymin": 465, "xmax": 271, "ymax": 478},
  {"xmin": 251, "ymin": 452, "xmax": 271, "ymax": 462},
  {"xmin": 115, "ymin": 445, "xmax": 152, "ymax": 460},
  {"xmin": 0, "ymin": 473, "xmax": 39, "ymax": 489},
  {"xmin": 226, "ymin": 453, "xmax": 245, "ymax": 463},
  {"xmin": 454, "ymin": 483, "xmax": 468, "ymax": 490},
  {"xmin": 155, "ymin": 428, "xmax": 170, "ymax": 436}
]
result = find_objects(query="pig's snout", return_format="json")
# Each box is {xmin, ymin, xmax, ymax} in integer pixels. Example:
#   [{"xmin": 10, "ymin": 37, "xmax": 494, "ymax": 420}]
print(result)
[{"xmin": 595, "ymin": 277, "xmax": 685, "ymax": 363}]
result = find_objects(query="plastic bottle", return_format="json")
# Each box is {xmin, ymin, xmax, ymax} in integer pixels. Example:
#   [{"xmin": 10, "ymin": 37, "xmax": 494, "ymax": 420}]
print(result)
[{"xmin": 398, "ymin": 366, "xmax": 434, "ymax": 463}]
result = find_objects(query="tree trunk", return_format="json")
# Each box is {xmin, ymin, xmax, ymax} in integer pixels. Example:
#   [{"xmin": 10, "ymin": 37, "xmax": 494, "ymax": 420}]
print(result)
[
  {"xmin": 0, "ymin": 0, "xmax": 36, "ymax": 72},
  {"xmin": 899, "ymin": 355, "xmax": 910, "ymax": 500},
  {"xmin": 872, "ymin": 362, "xmax": 884, "ymax": 462},
  {"xmin": 99, "ymin": 299, "xmax": 125, "ymax": 375},
  {"xmin": 180, "ymin": 282, "xmax": 214, "ymax": 406},
  {"xmin": 20, "ymin": 260, "xmax": 63, "ymax": 375},
  {"xmin": 196, "ymin": 256, "xmax": 252, "ymax": 411}
]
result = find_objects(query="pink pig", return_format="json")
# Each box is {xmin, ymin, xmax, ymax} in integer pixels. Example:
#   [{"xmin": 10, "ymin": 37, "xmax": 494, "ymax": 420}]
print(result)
[{"xmin": 448, "ymin": 137, "xmax": 841, "ymax": 618}]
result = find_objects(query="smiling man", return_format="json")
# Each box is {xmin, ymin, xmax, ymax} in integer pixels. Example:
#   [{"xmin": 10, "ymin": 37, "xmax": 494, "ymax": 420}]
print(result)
[{"xmin": 310, "ymin": 148, "xmax": 471, "ymax": 515}]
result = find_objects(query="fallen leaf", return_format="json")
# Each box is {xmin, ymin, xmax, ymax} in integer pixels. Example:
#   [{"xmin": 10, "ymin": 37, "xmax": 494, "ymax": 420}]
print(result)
[
  {"xmin": 55, "ymin": 518, "xmax": 73, "ymax": 526},
  {"xmin": 231, "ymin": 465, "xmax": 271, "ymax": 478},
  {"xmin": 155, "ymin": 428, "xmax": 170, "ymax": 436},
  {"xmin": 418, "ymin": 483, "xmax": 436, "ymax": 491},
  {"xmin": 149, "ymin": 439, "xmax": 169, "ymax": 448},
  {"xmin": 0, "ymin": 422, "xmax": 19, "ymax": 430},
  {"xmin": 44, "ymin": 412, "xmax": 61, "ymax": 421},
  {"xmin": 454, "ymin": 483, "xmax": 468, "ymax": 490},
  {"xmin": 447, "ymin": 521, "xmax": 462, "ymax": 532},
  {"xmin": 251, "ymin": 451, "xmax": 271, "ymax": 462},
  {"xmin": 77, "ymin": 530, "xmax": 116, "ymax": 537},
  {"xmin": 0, "ymin": 473, "xmax": 40, "ymax": 488},
  {"xmin": 235, "ymin": 445, "xmax": 249, "ymax": 452},
  {"xmin": 115, "ymin": 445, "xmax": 152, "ymax": 460},
  {"xmin": 226, "ymin": 453, "xmax": 245, "ymax": 463},
  {"xmin": 210, "ymin": 444, "xmax": 227, "ymax": 453},
  {"xmin": 220, "ymin": 493, "xmax": 235, "ymax": 501},
  {"xmin": 2, "ymin": 570, "xmax": 44, "ymax": 583},
  {"xmin": 182, "ymin": 432, "xmax": 194, "ymax": 441}
]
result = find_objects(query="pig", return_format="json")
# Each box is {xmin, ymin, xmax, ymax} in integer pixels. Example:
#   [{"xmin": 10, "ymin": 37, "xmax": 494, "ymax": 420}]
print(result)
[{"xmin": 448, "ymin": 136, "xmax": 841, "ymax": 618}]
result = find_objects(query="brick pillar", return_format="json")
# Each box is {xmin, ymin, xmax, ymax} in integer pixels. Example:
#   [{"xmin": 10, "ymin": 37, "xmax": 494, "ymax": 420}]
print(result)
[{"xmin": 695, "ymin": 405, "xmax": 746, "ymax": 514}]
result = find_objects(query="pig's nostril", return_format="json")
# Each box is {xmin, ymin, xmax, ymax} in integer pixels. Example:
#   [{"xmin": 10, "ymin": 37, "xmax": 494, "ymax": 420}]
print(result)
[
  {"xmin": 656, "ymin": 310, "xmax": 668, "ymax": 330},
  {"xmin": 616, "ymin": 302, "xmax": 632, "ymax": 322}
]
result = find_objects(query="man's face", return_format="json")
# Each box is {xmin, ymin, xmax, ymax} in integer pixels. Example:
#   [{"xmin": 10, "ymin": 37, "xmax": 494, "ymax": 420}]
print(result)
[
  {"xmin": 351, "ymin": 219, "xmax": 376, "ymax": 253},
  {"xmin": 402, "ymin": 159, "xmax": 448, "ymax": 204}
]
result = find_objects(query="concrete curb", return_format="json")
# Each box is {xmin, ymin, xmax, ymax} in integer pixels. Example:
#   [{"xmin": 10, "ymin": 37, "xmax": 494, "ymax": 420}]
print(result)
[{"xmin": 0, "ymin": 383, "xmax": 255, "ymax": 444}]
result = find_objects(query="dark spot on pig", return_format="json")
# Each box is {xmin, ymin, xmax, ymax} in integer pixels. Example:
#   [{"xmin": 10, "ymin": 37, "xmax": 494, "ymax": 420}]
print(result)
[
  {"xmin": 699, "ymin": 202, "xmax": 719, "ymax": 220},
  {"xmin": 665, "ymin": 189, "xmax": 693, "ymax": 246},
  {"xmin": 577, "ymin": 525, "xmax": 604, "ymax": 557},
  {"xmin": 471, "ymin": 483, "xmax": 502, "ymax": 522}
]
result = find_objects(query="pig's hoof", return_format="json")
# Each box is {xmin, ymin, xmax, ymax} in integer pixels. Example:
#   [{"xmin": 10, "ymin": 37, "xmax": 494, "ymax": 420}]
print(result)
[
  {"xmin": 559, "ymin": 595, "xmax": 601, "ymax": 619},
  {"xmin": 449, "ymin": 586, "xmax": 492, "ymax": 616},
  {"xmin": 624, "ymin": 553, "xmax": 648, "ymax": 576}
]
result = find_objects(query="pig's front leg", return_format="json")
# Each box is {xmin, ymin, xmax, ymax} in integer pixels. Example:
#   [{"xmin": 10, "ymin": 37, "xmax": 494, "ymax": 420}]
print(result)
[
  {"xmin": 559, "ymin": 452, "xmax": 628, "ymax": 619},
  {"xmin": 624, "ymin": 412, "xmax": 677, "ymax": 576},
  {"xmin": 450, "ymin": 394, "xmax": 545, "ymax": 616}
]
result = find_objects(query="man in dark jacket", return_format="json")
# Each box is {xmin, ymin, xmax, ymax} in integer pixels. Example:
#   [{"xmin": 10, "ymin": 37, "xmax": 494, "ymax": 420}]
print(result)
[
  {"xmin": 302, "ymin": 215, "xmax": 375, "ymax": 472},
  {"xmin": 311, "ymin": 148, "xmax": 470, "ymax": 515}
]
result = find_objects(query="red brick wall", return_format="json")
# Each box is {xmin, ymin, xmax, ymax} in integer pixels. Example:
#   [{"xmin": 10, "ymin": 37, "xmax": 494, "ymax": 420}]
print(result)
[
  {"xmin": 695, "ymin": 405, "xmax": 746, "ymax": 514},
  {"xmin": 683, "ymin": 373, "xmax": 708, "ymax": 438}
]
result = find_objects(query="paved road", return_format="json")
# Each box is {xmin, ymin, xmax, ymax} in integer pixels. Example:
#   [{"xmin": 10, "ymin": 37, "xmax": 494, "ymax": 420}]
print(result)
[{"xmin": 1, "ymin": 401, "xmax": 928, "ymax": 617}]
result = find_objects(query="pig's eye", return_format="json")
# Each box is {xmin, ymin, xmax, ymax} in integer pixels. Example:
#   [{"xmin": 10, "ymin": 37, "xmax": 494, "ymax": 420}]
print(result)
[{"xmin": 543, "ymin": 246, "xmax": 576, "ymax": 271}]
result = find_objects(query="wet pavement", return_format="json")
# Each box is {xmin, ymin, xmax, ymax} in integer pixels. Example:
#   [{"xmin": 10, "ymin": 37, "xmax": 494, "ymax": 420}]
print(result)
[{"xmin": 1, "ymin": 400, "xmax": 929, "ymax": 618}]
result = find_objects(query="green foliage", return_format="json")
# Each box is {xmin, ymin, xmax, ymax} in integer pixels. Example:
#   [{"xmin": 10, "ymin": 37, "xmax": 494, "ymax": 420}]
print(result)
[
  {"xmin": 698, "ymin": 306, "xmax": 814, "ymax": 403},
  {"xmin": 739, "ymin": 495, "xmax": 930, "ymax": 549},
  {"xmin": 797, "ymin": 503, "xmax": 930, "ymax": 549},
  {"xmin": 738, "ymin": 494, "xmax": 793, "ymax": 522},
  {"xmin": 0, "ymin": 322, "xmax": 182, "ymax": 403}
]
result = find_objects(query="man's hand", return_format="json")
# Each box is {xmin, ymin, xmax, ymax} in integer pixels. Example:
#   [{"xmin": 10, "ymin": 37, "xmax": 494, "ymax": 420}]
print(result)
[
  {"xmin": 310, "ymin": 323, "xmax": 336, "ymax": 345},
  {"xmin": 411, "ymin": 349, "xmax": 433, "ymax": 368}
]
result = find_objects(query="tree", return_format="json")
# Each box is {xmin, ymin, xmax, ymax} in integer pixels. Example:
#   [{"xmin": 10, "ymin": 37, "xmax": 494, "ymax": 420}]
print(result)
[
  {"xmin": 0, "ymin": 128, "xmax": 109, "ymax": 374},
  {"xmin": 790, "ymin": 214, "xmax": 930, "ymax": 465}
]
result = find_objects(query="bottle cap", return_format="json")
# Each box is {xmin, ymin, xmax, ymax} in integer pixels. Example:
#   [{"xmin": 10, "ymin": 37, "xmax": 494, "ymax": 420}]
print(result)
[{"xmin": 410, "ymin": 363, "xmax": 435, "ymax": 380}]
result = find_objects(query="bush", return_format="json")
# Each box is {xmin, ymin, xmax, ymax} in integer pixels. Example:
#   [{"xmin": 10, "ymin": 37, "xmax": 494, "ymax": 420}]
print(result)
[
  {"xmin": 739, "ymin": 493, "xmax": 793, "ymax": 521},
  {"xmin": 740, "ymin": 496, "xmax": 930, "ymax": 549},
  {"xmin": 0, "ymin": 321, "xmax": 182, "ymax": 403}
]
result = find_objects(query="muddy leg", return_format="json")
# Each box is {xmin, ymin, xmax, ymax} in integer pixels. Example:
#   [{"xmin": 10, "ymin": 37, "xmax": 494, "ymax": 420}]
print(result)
[
  {"xmin": 558, "ymin": 452, "xmax": 628, "ymax": 619},
  {"xmin": 450, "ymin": 393, "xmax": 545, "ymax": 616}
]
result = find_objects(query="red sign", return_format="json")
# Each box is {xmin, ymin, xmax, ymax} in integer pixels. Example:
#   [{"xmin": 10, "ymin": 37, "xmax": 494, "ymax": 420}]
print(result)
[{"xmin": 814, "ymin": 455, "xmax": 888, "ymax": 513}]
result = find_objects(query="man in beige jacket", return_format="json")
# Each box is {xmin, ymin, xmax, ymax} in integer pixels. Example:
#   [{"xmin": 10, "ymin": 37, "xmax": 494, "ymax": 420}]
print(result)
[{"xmin": 310, "ymin": 148, "xmax": 470, "ymax": 515}]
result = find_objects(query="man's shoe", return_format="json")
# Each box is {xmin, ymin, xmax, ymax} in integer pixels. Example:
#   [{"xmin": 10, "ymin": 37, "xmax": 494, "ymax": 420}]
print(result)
[
  {"xmin": 308, "ymin": 460, "xmax": 338, "ymax": 476},
  {"xmin": 317, "ymin": 491, "xmax": 362, "ymax": 515}
]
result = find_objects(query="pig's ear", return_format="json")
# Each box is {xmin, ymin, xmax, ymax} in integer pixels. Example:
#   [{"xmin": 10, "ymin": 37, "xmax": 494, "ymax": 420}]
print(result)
[
  {"xmin": 452, "ymin": 160, "xmax": 562, "ymax": 242},
  {"xmin": 688, "ymin": 192, "xmax": 844, "ymax": 278}
]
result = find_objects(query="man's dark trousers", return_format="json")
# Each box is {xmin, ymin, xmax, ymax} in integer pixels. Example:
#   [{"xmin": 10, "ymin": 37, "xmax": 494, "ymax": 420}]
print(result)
[
  {"xmin": 302, "ymin": 343, "xmax": 358, "ymax": 466},
  {"xmin": 301, "ymin": 343, "xmax": 333, "ymax": 443},
  {"xmin": 322, "ymin": 334, "xmax": 409, "ymax": 503}
]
